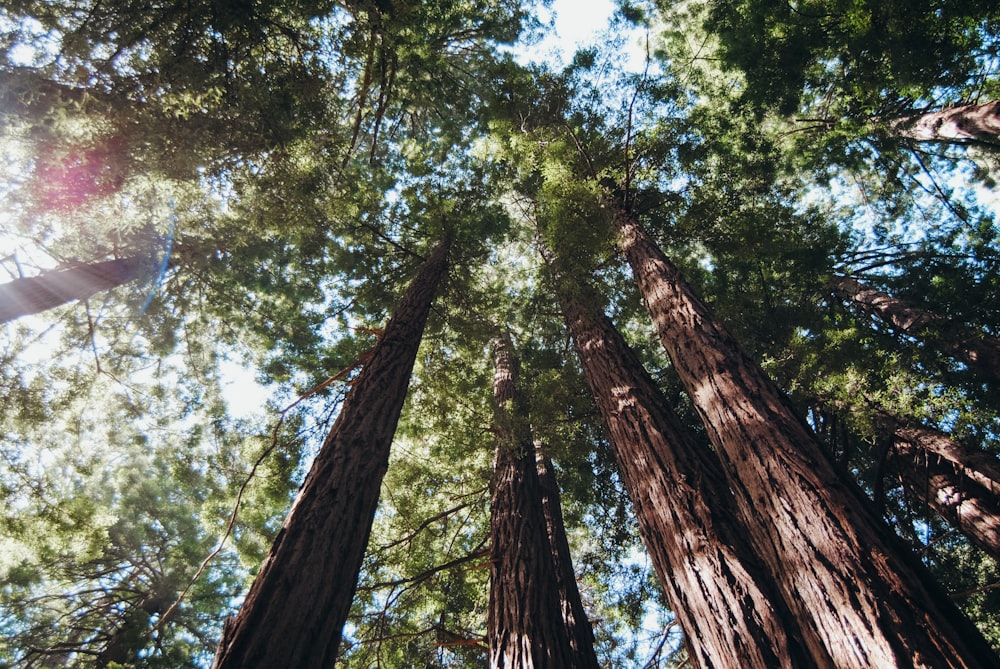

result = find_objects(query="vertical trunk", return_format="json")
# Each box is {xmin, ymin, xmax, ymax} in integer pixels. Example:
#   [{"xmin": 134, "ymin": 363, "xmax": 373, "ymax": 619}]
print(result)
[
  {"xmin": 212, "ymin": 239, "xmax": 450, "ymax": 669},
  {"xmin": 534, "ymin": 443, "xmax": 601, "ymax": 669},
  {"xmin": 613, "ymin": 210, "xmax": 997, "ymax": 667},
  {"xmin": 889, "ymin": 442, "xmax": 1000, "ymax": 562},
  {"xmin": 889, "ymin": 101, "xmax": 1000, "ymax": 144},
  {"xmin": 832, "ymin": 275, "xmax": 1000, "ymax": 382},
  {"xmin": 0, "ymin": 257, "xmax": 147, "ymax": 323},
  {"xmin": 553, "ymin": 273, "xmax": 815, "ymax": 669},
  {"xmin": 488, "ymin": 332, "xmax": 578, "ymax": 668}
]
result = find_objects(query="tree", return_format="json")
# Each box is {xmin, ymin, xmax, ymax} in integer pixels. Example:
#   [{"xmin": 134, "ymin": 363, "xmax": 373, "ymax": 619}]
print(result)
[
  {"xmin": 488, "ymin": 331, "xmax": 580, "ymax": 667},
  {"xmin": 547, "ymin": 246, "xmax": 812, "ymax": 668},
  {"xmin": 609, "ymin": 203, "xmax": 997, "ymax": 666},
  {"xmin": 534, "ymin": 444, "xmax": 601, "ymax": 669},
  {"xmin": 832, "ymin": 274, "xmax": 1000, "ymax": 382},
  {"xmin": 212, "ymin": 237, "xmax": 450, "ymax": 668}
]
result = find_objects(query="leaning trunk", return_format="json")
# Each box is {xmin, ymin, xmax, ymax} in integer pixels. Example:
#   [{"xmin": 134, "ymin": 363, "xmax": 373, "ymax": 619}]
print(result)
[
  {"xmin": 890, "ymin": 101, "xmax": 1000, "ymax": 144},
  {"xmin": 534, "ymin": 444, "xmax": 601, "ymax": 669},
  {"xmin": 889, "ymin": 442, "xmax": 1000, "ymax": 562},
  {"xmin": 832, "ymin": 275, "xmax": 1000, "ymax": 382},
  {"xmin": 488, "ymin": 333, "xmax": 578, "ymax": 668},
  {"xmin": 889, "ymin": 417, "xmax": 1000, "ymax": 497},
  {"xmin": 613, "ymin": 209, "xmax": 996, "ymax": 667},
  {"xmin": 212, "ymin": 239, "xmax": 450, "ymax": 669},
  {"xmin": 0, "ymin": 257, "xmax": 147, "ymax": 323},
  {"xmin": 554, "ymin": 271, "xmax": 814, "ymax": 669}
]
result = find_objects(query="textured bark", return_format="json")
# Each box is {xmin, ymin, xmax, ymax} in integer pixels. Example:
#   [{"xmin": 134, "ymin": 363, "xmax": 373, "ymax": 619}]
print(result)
[
  {"xmin": 614, "ymin": 210, "xmax": 997, "ymax": 667},
  {"xmin": 554, "ymin": 276, "xmax": 814, "ymax": 669},
  {"xmin": 890, "ymin": 101, "xmax": 1000, "ymax": 144},
  {"xmin": 0, "ymin": 257, "xmax": 147, "ymax": 323},
  {"xmin": 889, "ymin": 442, "xmax": 1000, "ymax": 562},
  {"xmin": 888, "ymin": 418, "xmax": 1000, "ymax": 497},
  {"xmin": 212, "ymin": 239, "xmax": 450, "ymax": 669},
  {"xmin": 488, "ymin": 333, "xmax": 578, "ymax": 668},
  {"xmin": 534, "ymin": 444, "xmax": 601, "ymax": 669},
  {"xmin": 832, "ymin": 275, "xmax": 1000, "ymax": 382}
]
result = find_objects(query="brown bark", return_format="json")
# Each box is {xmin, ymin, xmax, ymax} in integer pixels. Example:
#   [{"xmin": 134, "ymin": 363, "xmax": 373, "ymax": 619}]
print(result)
[
  {"xmin": 212, "ymin": 239, "xmax": 450, "ymax": 669},
  {"xmin": 889, "ymin": 441, "xmax": 1000, "ymax": 561},
  {"xmin": 832, "ymin": 275, "xmax": 1000, "ymax": 382},
  {"xmin": 613, "ymin": 209, "xmax": 997, "ymax": 667},
  {"xmin": 534, "ymin": 444, "xmax": 601, "ymax": 669},
  {"xmin": 890, "ymin": 101, "xmax": 1000, "ymax": 144},
  {"xmin": 488, "ymin": 332, "xmax": 579, "ymax": 668},
  {"xmin": 553, "ymin": 273, "xmax": 814, "ymax": 669},
  {"xmin": 0, "ymin": 257, "xmax": 147, "ymax": 323},
  {"xmin": 888, "ymin": 418, "xmax": 1000, "ymax": 497}
]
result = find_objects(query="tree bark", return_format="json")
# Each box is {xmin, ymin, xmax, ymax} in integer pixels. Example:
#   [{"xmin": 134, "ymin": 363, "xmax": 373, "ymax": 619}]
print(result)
[
  {"xmin": 488, "ymin": 332, "xmax": 580, "ymax": 668},
  {"xmin": 0, "ymin": 257, "xmax": 147, "ymax": 323},
  {"xmin": 612, "ymin": 209, "xmax": 997, "ymax": 667},
  {"xmin": 889, "ymin": 441, "xmax": 1000, "ymax": 562},
  {"xmin": 890, "ymin": 101, "xmax": 1000, "ymax": 144},
  {"xmin": 534, "ymin": 444, "xmax": 601, "ymax": 669},
  {"xmin": 553, "ymin": 270, "xmax": 815, "ymax": 669},
  {"xmin": 887, "ymin": 417, "xmax": 1000, "ymax": 497},
  {"xmin": 832, "ymin": 275, "xmax": 1000, "ymax": 382},
  {"xmin": 212, "ymin": 238, "xmax": 450, "ymax": 669}
]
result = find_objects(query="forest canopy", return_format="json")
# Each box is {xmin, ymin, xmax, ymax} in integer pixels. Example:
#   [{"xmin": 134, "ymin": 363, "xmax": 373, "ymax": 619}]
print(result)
[{"xmin": 1, "ymin": 0, "xmax": 999, "ymax": 667}]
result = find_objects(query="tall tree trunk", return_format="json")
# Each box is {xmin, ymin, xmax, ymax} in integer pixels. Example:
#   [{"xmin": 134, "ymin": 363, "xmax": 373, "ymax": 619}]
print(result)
[
  {"xmin": 0, "ymin": 257, "xmax": 147, "ymax": 323},
  {"xmin": 551, "ymin": 267, "xmax": 815, "ymax": 669},
  {"xmin": 886, "ymin": 416, "xmax": 1000, "ymax": 496},
  {"xmin": 889, "ymin": 441, "xmax": 1000, "ymax": 561},
  {"xmin": 212, "ymin": 239, "xmax": 450, "ymax": 669},
  {"xmin": 612, "ymin": 209, "xmax": 997, "ymax": 667},
  {"xmin": 832, "ymin": 275, "xmax": 1000, "ymax": 382},
  {"xmin": 890, "ymin": 101, "xmax": 1000, "ymax": 144},
  {"xmin": 534, "ymin": 443, "xmax": 601, "ymax": 669},
  {"xmin": 488, "ymin": 332, "xmax": 579, "ymax": 668}
]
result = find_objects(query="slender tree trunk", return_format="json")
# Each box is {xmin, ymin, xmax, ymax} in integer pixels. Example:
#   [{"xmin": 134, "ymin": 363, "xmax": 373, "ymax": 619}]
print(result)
[
  {"xmin": 887, "ymin": 417, "xmax": 1000, "ymax": 496},
  {"xmin": 889, "ymin": 441, "xmax": 1000, "ymax": 561},
  {"xmin": 612, "ymin": 209, "xmax": 997, "ymax": 667},
  {"xmin": 890, "ymin": 101, "xmax": 1000, "ymax": 144},
  {"xmin": 0, "ymin": 257, "xmax": 147, "ymax": 323},
  {"xmin": 534, "ymin": 443, "xmax": 601, "ymax": 669},
  {"xmin": 552, "ymin": 268, "xmax": 815, "ymax": 669},
  {"xmin": 832, "ymin": 275, "xmax": 1000, "ymax": 382},
  {"xmin": 212, "ymin": 239, "xmax": 450, "ymax": 669},
  {"xmin": 488, "ymin": 332, "xmax": 579, "ymax": 668}
]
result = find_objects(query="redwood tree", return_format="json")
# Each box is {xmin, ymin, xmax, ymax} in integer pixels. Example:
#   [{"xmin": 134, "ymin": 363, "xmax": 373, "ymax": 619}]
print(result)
[
  {"xmin": 212, "ymin": 238, "xmax": 450, "ymax": 669},
  {"xmin": 488, "ymin": 331, "xmax": 581, "ymax": 667},
  {"xmin": 611, "ymin": 206, "xmax": 997, "ymax": 666},
  {"xmin": 550, "ymin": 256, "xmax": 813, "ymax": 669},
  {"xmin": 0, "ymin": 257, "xmax": 148, "ymax": 323}
]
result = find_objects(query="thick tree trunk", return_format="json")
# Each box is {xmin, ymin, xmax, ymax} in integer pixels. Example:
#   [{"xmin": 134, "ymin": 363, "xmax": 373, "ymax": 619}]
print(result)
[
  {"xmin": 0, "ymin": 257, "xmax": 147, "ymax": 323},
  {"xmin": 534, "ymin": 444, "xmax": 601, "ymax": 669},
  {"xmin": 554, "ymin": 275, "xmax": 814, "ymax": 669},
  {"xmin": 832, "ymin": 275, "xmax": 1000, "ymax": 382},
  {"xmin": 212, "ymin": 239, "xmax": 450, "ymax": 669},
  {"xmin": 488, "ymin": 333, "xmax": 579, "ymax": 668},
  {"xmin": 613, "ymin": 209, "xmax": 997, "ymax": 667},
  {"xmin": 889, "ymin": 441, "xmax": 1000, "ymax": 561},
  {"xmin": 890, "ymin": 101, "xmax": 1000, "ymax": 144}
]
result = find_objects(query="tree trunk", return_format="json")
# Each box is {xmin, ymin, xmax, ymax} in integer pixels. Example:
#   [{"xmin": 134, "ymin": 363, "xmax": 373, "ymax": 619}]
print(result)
[
  {"xmin": 488, "ymin": 332, "xmax": 580, "ymax": 668},
  {"xmin": 553, "ymin": 271, "xmax": 815, "ymax": 669},
  {"xmin": 832, "ymin": 275, "xmax": 1000, "ymax": 382},
  {"xmin": 0, "ymin": 257, "xmax": 147, "ymax": 323},
  {"xmin": 890, "ymin": 101, "xmax": 1000, "ymax": 144},
  {"xmin": 534, "ymin": 444, "xmax": 601, "ymax": 669},
  {"xmin": 212, "ymin": 239, "xmax": 450, "ymax": 669},
  {"xmin": 889, "ymin": 441, "xmax": 1000, "ymax": 561},
  {"xmin": 612, "ymin": 209, "xmax": 997, "ymax": 667},
  {"xmin": 887, "ymin": 417, "xmax": 1000, "ymax": 497}
]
